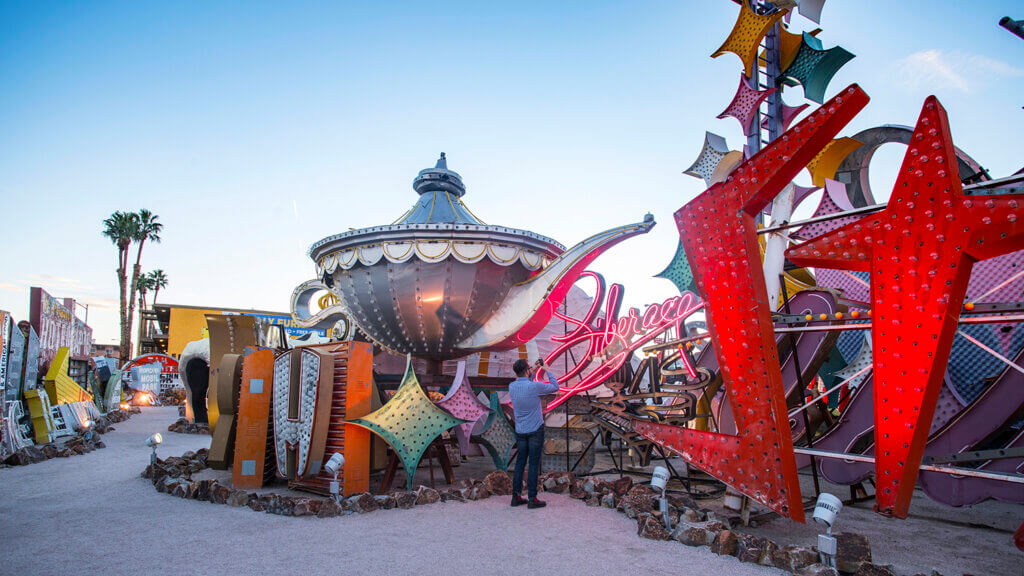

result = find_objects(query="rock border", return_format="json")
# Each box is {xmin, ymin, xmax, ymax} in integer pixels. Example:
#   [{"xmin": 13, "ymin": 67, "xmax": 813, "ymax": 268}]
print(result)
[
  {"xmin": 166, "ymin": 417, "xmax": 210, "ymax": 435},
  {"xmin": 1, "ymin": 409, "xmax": 135, "ymax": 467},
  {"xmin": 142, "ymin": 455, "xmax": 919, "ymax": 576}
]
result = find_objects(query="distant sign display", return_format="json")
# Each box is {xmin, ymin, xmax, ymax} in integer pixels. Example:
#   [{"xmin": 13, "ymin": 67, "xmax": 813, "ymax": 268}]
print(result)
[
  {"xmin": 22, "ymin": 326, "xmax": 40, "ymax": 391},
  {"xmin": 0, "ymin": 311, "xmax": 9, "ymax": 403},
  {"xmin": 5, "ymin": 316, "xmax": 25, "ymax": 405},
  {"xmin": 167, "ymin": 306, "xmax": 327, "ymax": 355},
  {"xmin": 29, "ymin": 287, "xmax": 92, "ymax": 373}
]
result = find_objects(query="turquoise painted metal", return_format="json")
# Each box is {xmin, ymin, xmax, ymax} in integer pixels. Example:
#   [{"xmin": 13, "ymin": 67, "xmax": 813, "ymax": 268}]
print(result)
[{"xmin": 347, "ymin": 355, "xmax": 465, "ymax": 490}]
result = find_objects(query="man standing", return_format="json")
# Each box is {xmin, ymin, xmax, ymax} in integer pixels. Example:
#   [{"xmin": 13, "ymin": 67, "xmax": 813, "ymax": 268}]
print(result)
[{"xmin": 508, "ymin": 358, "xmax": 560, "ymax": 508}]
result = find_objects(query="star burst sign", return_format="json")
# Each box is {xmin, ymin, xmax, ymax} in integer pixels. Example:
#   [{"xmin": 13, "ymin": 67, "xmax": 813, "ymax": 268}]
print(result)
[
  {"xmin": 634, "ymin": 84, "xmax": 872, "ymax": 521},
  {"xmin": 786, "ymin": 96, "xmax": 1024, "ymax": 517}
]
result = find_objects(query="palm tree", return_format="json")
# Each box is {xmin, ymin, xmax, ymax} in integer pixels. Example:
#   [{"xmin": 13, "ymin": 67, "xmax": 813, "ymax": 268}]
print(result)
[
  {"xmin": 127, "ymin": 209, "xmax": 162, "ymax": 358},
  {"xmin": 137, "ymin": 274, "xmax": 153, "ymax": 311},
  {"xmin": 148, "ymin": 269, "xmax": 168, "ymax": 305},
  {"xmin": 102, "ymin": 211, "xmax": 139, "ymax": 365}
]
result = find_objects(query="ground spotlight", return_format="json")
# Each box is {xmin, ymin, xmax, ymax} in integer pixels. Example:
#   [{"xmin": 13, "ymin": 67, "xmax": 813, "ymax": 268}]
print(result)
[
  {"xmin": 146, "ymin": 433, "xmax": 163, "ymax": 464},
  {"xmin": 650, "ymin": 466, "xmax": 671, "ymax": 531},
  {"xmin": 324, "ymin": 452, "xmax": 345, "ymax": 503},
  {"xmin": 813, "ymin": 493, "xmax": 842, "ymax": 568},
  {"xmin": 82, "ymin": 419, "xmax": 94, "ymax": 441}
]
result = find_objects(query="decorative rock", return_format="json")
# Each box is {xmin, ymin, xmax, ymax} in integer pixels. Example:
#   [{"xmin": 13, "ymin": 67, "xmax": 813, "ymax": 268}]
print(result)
[
  {"xmin": 601, "ymin": 493, "xmax": 617, "ymax": 508},
  {"xmin": 835, "ymin": 532, "xmax": 872, "ymax": 574},
  {"xmin": 246, "ymin": 494, "xmax": 264, "ymax": 511},
  {"xmin": 193, "ymin": 479, "xmax": 213, "ymax": 502},
  {"xmin": 41, "ymin": 444, "xmax": 58, "ymax": 459},
  {"xmin": 584, "ymin": 494, "xmax": 601, "ymax": 507},
  {"xmin": 735, "ymin": 533, "xmax": 771, "ymax": 564},
  {"xmin": 164, "ymin": 480, "xmax": 182, "ymax": 495},
  {"xmin": 317, "ymin": 498, "xmax": 345, "ymax": 518},
  {"xmin": 440, "ymin": 489, "xmax": 465, "ymax": 503},
  {"xmin": 344, "ymin": 492, "xmax": 379, "ymax": 514},
  {"xmin": 393, "ymin": 490, "xmax": 417, "ymax": 509},
  {"xmin": 679, "ymin": 506, "xmax": 703, "ymax": 523},
  {"xmin": 798, "ymin": 564, "xmax": 839, "ymax": 576},
  {"xmin": 94, "ymin": 441, "xmax": 106, "ymax": 449},
  {"xmin": 292, "ymin": 498, "xmax": 321, "ymax": 516},
  {"xmin": 710, "ymin": 530, "xmax": 738, "ymax": 556},
  {"xmin": 210, "ymin": 483, "xmax": 232, "ymax": 505},
  {"xmin": 57, "ymin": 449, "xmax": 73, "ymax": 458},
  {"xmin": 542, "ymin": 472, "xmax": 574, "ymax": 494},
  {"xmin": 265, "ymin": 494, "xmax": 296, "ymax": 516},
  {"xmin": 167, "ymin": 417, "xmax": 211, "ymax": 435},
  {"xmin": 483, "ymin": 470, "xmax": 512, "ymax": 496},
  {"xmin": 415, "ymin": 486, "xmax": 440, "ymax": 505},
  {"xmin": 569, "ymin": 481, "xmax": 588, "ymax": 500},
  {"xmin": 227, "ymin": 491, "xmax": 250, "ymax": 507},
  {"xmin": 853, "ymin": 563, "xmax": 897, "ymax": 576},
  {"xmin": 609, "ymin": 476, "xmax": 633, "ymax": 497},
  {"xmin": 771, "ymin": 545, "xmax": 819, "ymax": 573},
  {"xmin": 469, "ymin": 484, "xmax": 492, "ymax": 500},
  {"xmin": 672, "ymin": 520, "xmax": 726, "ymax": 547},
  {"xmin": 636, "ymin": 513, "xmax": 671, "ymax": 541},
  {"xmin": 374, "ymin": 494, "xmax": 397, "ymax": 510},
  {"xmin": 758, "ymin": 538, "xmax": 778, "ymax": 566},
  {"xmin": 617, "ymin": 485, "xmax": 656, "ymax": 519}
]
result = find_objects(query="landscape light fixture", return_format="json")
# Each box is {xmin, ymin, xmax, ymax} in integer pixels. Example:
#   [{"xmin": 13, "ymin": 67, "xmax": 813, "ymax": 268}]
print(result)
[
  {"xmin": 146, "ymin": 433, "xmax": 163, "ymax": 465},
  {"xmin": 650, "ymin": 466, "xmax": 672, "ymax": 531},
  {"xmin": 324, "ymin": 452, "xmax": 345, "ymax": 503},
  {"xmin": 82, "ymin": 420, "xmax": 94, "ymax": 441},
  {"xmin": 812, "ymin": 493, "xmax": 843, "ymax": 568}
]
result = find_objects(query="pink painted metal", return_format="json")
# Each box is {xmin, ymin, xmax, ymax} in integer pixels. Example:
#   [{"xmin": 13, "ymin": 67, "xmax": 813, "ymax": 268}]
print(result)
[
  {"xmin": 718, "ymin": 74, "xmax": 776, "ymax": 136},
  {"xmin": 435, "ymin": 360, "xmax": 491, "ymax": 455}
]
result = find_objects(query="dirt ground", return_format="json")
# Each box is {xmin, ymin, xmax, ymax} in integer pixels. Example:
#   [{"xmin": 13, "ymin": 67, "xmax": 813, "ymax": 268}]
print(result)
[{"xmin": 1, "ymin": 407, "xmax": 1020, "ymax": 576}]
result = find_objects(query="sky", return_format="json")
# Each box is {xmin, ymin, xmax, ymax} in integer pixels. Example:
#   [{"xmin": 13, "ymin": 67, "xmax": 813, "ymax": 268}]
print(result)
[{"xmin": 1, "ymin": 1, "xmax": 1022, "ymax": 347}]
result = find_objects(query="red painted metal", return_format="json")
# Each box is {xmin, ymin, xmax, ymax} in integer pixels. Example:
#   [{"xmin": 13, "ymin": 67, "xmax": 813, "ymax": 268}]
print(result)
[
  {"xmin": 786, "ymin": 96, "xmax": 1024, "ymax": 517},
  {"xmin": 633, "ymin": 84, "xmax": 870, "ymax": 521}
]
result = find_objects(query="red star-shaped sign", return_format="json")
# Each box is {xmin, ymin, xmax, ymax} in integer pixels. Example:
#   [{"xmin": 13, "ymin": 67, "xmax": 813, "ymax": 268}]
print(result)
[
  {"xmin": 632, "ymin": 84, "xmax": 871, "ymax": 521},
  {"xmin": 786, "ymin": 96, "xmax": 1024, "ymax": 517}
]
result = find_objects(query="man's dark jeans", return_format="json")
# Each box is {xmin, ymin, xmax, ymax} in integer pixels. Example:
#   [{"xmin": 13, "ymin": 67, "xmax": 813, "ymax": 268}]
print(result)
[{"xmin": 512, "ymin": 426, "xmax": 544, "ymax": 500}]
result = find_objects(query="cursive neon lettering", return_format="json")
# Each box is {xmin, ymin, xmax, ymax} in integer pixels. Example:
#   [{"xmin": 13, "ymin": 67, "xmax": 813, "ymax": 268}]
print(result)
[{"xmin": 545, "ymin": 272, "xmax": 704, "ymax": 411}]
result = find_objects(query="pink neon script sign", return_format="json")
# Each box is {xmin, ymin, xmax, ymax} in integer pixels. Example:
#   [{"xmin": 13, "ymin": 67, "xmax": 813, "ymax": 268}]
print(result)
[{"xmin": 543, "ymin": 272, "xmax": 703, "ymax": 411}]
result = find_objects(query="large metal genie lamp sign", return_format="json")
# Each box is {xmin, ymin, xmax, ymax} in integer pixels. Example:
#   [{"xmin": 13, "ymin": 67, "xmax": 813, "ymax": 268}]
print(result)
[{"xmin": 291, "ymin": 154, "xmax": 654, "ymax": 360}]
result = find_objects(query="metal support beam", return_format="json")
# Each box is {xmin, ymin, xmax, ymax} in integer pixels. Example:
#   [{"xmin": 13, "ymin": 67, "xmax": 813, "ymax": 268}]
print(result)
[{"xmin": 793, "ymin": 447, "xmax": 1024, "ymax": 484}]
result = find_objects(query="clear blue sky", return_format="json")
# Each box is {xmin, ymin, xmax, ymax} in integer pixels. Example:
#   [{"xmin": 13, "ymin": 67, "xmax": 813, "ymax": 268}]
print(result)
[{"xmin": 2, "ymin": 1, "xmax": 1022, "ymax": 345}]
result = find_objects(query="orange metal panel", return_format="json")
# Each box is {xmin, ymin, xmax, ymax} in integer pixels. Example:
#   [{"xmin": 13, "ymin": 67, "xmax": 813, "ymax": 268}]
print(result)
[
  {"xmin": 343, "ymin": 342, "xmax": 373, "ymax": 495},
  {"xmin": 232, "ymin": 348, "xmax": 275, "ymax": 490}
]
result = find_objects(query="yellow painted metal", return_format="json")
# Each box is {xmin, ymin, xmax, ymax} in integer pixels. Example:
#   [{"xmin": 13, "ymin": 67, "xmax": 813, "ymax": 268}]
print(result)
[
  {"xmin": 167, "ymin": 307, "xmax": 223, "ymax": 355},
  {"xmin": 43, "ymin": 346, "xmax": 92, "ymax": 405},
  {"xmin": 710, "ymin": 150, "xmax": 744, "ymax": 185},
  {"xmin": 712, "ymin": 2, "xmax": 786, "ymax": 77},
  {"xmin": 24, "ymin": 389, "xmax": 54, "ymax": 444},
  {"xmin": 807, "ymin": 137, "xmax": 863, "ymax": 187}
]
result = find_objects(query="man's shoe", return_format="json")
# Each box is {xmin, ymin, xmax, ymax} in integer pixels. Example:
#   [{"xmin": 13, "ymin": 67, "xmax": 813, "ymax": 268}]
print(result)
[
  {"xmin": 511, "ymin": 494, "xmax": 527, "ymax": 507},
  {"xmin": 527, "ymin": 498, "xmax": 547, "ymax": 509}
]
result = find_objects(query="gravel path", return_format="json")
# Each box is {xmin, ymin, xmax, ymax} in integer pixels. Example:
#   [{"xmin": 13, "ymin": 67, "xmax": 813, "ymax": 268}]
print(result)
[{"xmin": 0, "ymin": 407, "xmax": 784, "ymax": 576}]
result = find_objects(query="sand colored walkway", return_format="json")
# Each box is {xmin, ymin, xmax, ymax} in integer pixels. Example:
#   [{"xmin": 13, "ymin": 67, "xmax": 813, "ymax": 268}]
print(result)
[{"xmin": 0, "ymin": 407, "xmax": 784, "ymax": 576}]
